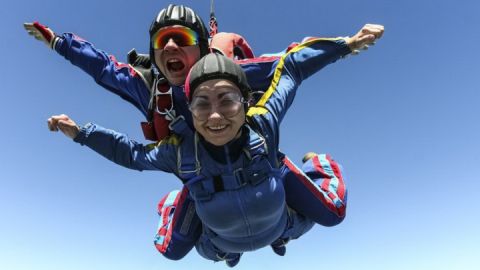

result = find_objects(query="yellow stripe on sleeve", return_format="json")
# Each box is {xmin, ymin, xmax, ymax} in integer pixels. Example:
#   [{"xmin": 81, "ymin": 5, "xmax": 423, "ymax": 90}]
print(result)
[{"xmin": 247, "ymin": 38, "xmax": 343, "ymax": 117}]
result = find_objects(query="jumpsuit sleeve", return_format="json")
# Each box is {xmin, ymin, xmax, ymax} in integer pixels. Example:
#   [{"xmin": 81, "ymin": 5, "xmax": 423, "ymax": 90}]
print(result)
[
  {"xmin": 73, "ymin": 123, "xmax": 177, "ymax": 173},
  {"xmin": 247, "ymin": 38, "xmax": 351, "ymax": 125},
  {"xmin": 54, "ymin": 33, "xmax": 151, "ymax": 117},
  {"xmin": 239, "ymin": 56, "xmax": 280, "ymax": 92},
  {"xmin": 247, "ymin": 38, "xmax": 350, "ymax": 223}
]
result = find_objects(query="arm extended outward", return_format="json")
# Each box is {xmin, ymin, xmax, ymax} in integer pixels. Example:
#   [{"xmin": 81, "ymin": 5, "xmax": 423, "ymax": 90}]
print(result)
[
  {"xmin": 25, "ymin": 22, "xmax": 151, "ymax": 117},
  {"xmin": 47, "ymin": 114, "xmax": 177, "ymax": 172}
]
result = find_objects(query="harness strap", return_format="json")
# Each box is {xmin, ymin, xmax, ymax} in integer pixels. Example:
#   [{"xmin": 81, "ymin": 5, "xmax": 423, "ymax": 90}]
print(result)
[
  {"xmin": 175, "ymin": 128, "xmax": 201, "ymax": 184},
  {"xmin": 141, "ymin": 77, "xmax": 175, "ymax": 141},
  {"xmin": 243, "ymin": 126, "xmax": 268, "ymax": 159},
  {"xmin": 184, "ymin": 125, "xmax": 280, "ymax": 201}
]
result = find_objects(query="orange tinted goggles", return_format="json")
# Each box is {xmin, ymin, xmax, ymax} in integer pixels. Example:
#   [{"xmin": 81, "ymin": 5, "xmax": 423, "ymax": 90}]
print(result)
[{"xmin": 152, "ymin": 26, "xmax": 199, "ymax": 50}]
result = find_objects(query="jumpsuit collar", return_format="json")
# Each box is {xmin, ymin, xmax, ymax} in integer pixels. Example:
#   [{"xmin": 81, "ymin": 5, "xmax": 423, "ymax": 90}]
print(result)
[{"xmin": 199, "ymin": 125, "xmax": 248, "ymax": 164}]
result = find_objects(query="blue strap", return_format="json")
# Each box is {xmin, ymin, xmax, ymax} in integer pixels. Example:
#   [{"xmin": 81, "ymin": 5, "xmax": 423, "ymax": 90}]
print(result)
[
  {"xmin": 169, "ymin": 115, "xmax": 193, "ymax": 137},
  {"xmin": 172, "ymin": 117, "xmax": 200, "ymax": 182},
  {"xmin": 244, "ymin": 126, "xmax": 268, "ymax": 159},
  {"xmin": 182, "ymin": 125, "xmax": 279, "ymax": 201}
]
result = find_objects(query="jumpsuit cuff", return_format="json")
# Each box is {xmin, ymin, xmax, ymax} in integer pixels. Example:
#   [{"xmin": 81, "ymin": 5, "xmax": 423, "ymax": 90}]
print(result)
[
  {"xmin": 53, "ymin": 35, "xmax": 65, "ymax": 52},
  {"xmin": 336, "ymin": 38, "xmax": 354, "ymax": 58},
  {"xmin": 73, "ymin": 123, "xmax": 96, "ymax": 145}
]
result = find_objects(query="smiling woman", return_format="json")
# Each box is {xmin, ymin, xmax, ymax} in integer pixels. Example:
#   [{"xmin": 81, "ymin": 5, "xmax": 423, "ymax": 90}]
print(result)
[
  {"xmin": 189, "ymin": 79, "xmax": 247, "ymax": 146},
  {"xmin": 185, "ymin": 53, "xmax": 251, "ymax": 146},
  {"xmin": 47, "ymin": 53, "xmax": 348, "ymax": 267}
]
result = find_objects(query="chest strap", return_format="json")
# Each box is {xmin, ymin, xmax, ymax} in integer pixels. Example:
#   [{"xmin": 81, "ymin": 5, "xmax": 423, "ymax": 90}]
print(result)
[{"xmin": 185, "ymin": 126, "xmax": 279, "ymax": 201}]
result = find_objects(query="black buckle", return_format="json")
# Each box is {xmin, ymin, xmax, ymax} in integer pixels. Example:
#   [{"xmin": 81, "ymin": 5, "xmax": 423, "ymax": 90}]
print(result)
[
  {"xmin": 234, "ymin": 168, "xmax": 248, "ymax": 187},
  {"xmin": 249, "ymin": 171, "xmax": 265, "ymax": 186}
]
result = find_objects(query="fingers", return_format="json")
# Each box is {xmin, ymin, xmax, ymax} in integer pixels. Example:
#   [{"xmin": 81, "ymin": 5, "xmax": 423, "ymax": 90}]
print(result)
[
  {"xmin": 24, "ymin": 23, "xmax": 43, "ymax": 39},
  {"xmin": 24, "ymin": 21, "xmax": 55, "ymax": 48},
  {"xmin": 361, "ymin": 24, "xmax": 384, "ymax": 40},
  {"xmin": 24, "ymin": 23, "xmax": 37, "ymax": 36},
  {"xmin": 347, "ymin": 24, "xmax": 384, "ymax": 52},
  {"xmin": 47, "ymin": 114, "xmax": 70, "ymax": 132},
  {"xmin": 47, "ymin": 117, "xmax": 58, "ymax": 132},
  {"xmin": 58, "ymin": 119, "xmax": 80, "ymax": 139},
  {"xmin": 23, "ymin": 23, "xmax": 34, "ymax": 31},
  {"xmin": 357, "ymin": 34, "xmax": 376, "ymax": 49},
  {"xmin": 47, "ymin": 114, "xmax": 79, "ymax": 139},
  {"xmin": 57, "ymin": 120, "xmax": 72, "ymax": 135}
]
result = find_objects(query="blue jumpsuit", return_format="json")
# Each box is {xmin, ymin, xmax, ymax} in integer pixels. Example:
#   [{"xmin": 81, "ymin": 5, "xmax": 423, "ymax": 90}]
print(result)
[
  {"xmin": 71, "ymin": 37, "xmax": 349, "ymax": 262},
  {"xmin": 54, "ymin": 34, "xmax": 350, "ymax": 260}
]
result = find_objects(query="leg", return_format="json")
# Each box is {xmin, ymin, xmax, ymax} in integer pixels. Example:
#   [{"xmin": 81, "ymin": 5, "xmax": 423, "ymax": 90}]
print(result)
[
  {"xmin": 282, "ymin": 153, "xmax": 347, "ymax": 226},
  {"xmin": 195, "ymin": 232, "xmax": 242, "ymax": 267},
  {"xmin": 271, "ymin": 207, "xmax": 315, "ymax": 256},
  {"xmin": 154, "ymin": 187, "xmax": 202, "ymax": 260}
]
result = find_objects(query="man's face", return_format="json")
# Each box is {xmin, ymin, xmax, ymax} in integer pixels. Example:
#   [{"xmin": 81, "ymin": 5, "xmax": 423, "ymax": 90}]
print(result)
[
  {"xmin": 191, "ymin": 79, "xmax": 246, "ymax": 146},
  {"xmin": 152, "ymin": 25, "xmax": 201, "ymax": 86}
]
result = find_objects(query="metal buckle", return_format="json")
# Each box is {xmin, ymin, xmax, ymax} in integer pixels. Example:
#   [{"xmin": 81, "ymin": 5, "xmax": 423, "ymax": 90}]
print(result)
[
  {"xmin": 154, "ymin": 80, "xmax": 174, "ymax": 115},
  {"xmin": 168, "ymin": 115, "xmax": 186, "ymax": 131}
]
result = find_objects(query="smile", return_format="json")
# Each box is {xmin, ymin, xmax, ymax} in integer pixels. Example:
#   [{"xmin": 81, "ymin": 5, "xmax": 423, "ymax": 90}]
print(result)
[{"xmin": 207, "ymin": 125, "xmax": 227, "ymax": 131}]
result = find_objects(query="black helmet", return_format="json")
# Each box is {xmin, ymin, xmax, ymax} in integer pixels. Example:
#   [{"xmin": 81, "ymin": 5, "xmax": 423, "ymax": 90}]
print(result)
[
  {"xmin": 149, "ymin": 4, "xmax": 209, "ymax": 71},
  {"xmin": 185, "ymin": 53, "xmax": 251, "ymax": 101}
]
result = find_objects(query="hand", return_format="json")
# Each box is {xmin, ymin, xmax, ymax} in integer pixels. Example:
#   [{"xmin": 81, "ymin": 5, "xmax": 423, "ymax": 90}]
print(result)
[
  {"xmin": 346, "ymin": 24, "xmax": 384, "ymax": 53},
  {"xmin": 47, "ymin": 114, "xmax": 80, "ymax": 139},
  {"xmin": 24, "ymin": 21, "xmax": 58, "ymax": 49}
]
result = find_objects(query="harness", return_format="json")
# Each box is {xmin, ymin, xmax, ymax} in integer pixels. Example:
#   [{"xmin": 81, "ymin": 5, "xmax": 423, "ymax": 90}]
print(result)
[
  {"xmin": 140, "ymin": 76, "xmax": 177, "ymax": 141},
  {"xmin": 169, "ymin": 116, "xmax": 279, "ymax": 201}
]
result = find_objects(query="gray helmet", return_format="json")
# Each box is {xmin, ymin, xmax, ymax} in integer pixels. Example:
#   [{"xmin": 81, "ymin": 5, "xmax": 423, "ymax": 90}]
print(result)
[
  {"xmin": 149, "ymin": 4, "xmax": 209, "ymax": 71},
  {"xmin": 185, "ymin": 53, "xmax": 251, "ymax": 101}
]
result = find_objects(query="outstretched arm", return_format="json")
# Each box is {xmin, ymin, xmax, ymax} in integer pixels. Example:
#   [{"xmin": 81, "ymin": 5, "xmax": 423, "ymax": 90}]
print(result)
[
  {"xmin": 47, "ymin": 114, "xmax": 177, "ymax": 172},
  {"xmin": 24, "ymin": 22, "xmax": 151, "ymax": 117},
  {"xmin": 248, "ymin": 24, "xmax": 385, "ymax": 124}
]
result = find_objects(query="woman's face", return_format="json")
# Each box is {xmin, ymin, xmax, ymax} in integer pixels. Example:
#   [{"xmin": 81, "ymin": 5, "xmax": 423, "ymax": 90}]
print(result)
[{"xmin": 191, "ymin": 79, "xmax": 246, "ymax": 146}]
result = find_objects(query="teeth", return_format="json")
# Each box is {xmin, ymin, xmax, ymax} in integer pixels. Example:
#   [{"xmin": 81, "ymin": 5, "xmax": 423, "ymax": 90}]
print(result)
[
  {"xmin": 167, "ymin": 59, "xmax": 181, "ymax": 63},
  {"xmin": 209, "ymin": 125, "xmax": 226, "ymax": 130}
]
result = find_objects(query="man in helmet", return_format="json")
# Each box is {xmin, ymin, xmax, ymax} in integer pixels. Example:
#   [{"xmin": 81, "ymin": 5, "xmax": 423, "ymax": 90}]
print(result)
[
  {"xmin": 24, "ymin": 4, "xmax": 259, "ymax": 141},
  {"xmin": 148, "ymin": 4, "xmax": 209, "ymax": 86}
]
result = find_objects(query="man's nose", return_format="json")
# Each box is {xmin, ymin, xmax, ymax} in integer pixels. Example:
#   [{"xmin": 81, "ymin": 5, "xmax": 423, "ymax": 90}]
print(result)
[{"xmin": 163, "ymin": 38, "xmax": 179, "ymax": 52}]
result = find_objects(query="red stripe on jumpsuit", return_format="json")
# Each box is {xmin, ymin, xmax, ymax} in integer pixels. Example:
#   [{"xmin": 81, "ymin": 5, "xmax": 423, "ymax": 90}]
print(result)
[
  {"xmin": 157, "ymin": 187, "xmax": 189, "ymax": 253},
  {"xmin": 282, "ymin": 156, "xmax": 340, "ymax": 216}
]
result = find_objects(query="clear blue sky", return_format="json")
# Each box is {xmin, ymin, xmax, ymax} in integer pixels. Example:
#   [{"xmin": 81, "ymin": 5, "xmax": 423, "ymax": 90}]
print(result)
[{"xmin": 2, "ymin": 0, "xmax": 479, "ymax": 269}]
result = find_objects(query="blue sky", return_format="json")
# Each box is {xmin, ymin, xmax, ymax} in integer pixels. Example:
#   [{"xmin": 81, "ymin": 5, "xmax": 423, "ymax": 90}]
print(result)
[{"xmin": 2, "ymin": 0, "xmax": 479, "ymax": 269}]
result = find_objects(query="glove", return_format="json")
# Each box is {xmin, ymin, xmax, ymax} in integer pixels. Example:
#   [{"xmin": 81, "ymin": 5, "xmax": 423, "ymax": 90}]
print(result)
[{"xmin": 23, "ymin": 21, "xmax": 59, "ymax": 49}]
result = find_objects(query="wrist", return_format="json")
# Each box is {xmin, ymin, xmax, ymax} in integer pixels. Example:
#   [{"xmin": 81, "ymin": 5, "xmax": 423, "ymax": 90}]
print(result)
[
  {"xmin": 50, "ymin": 35, "xmax": 60, "ymax": 50},
  {"xmin": 73, "ymin": 123, "xmax": 95, "ymax": 145}
]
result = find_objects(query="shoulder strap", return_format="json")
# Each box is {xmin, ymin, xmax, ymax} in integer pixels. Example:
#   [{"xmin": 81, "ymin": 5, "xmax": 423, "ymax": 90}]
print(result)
[
  {"xmin": 243, "ymin": 124, "xmax": 271, "ymax": 162},
  {"xmin": 177, "ymin": 132, "xmax": 201, "ymax": 182}
]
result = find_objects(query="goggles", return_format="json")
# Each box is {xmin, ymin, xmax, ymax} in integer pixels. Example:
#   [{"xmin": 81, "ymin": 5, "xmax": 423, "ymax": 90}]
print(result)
[
  {"xmin": 189, "ymin": 92, "xmax": 247, "ymax": 121},
  {"xmin": 152, "ymin": 26, "xmax": 199, "ymax": 50}
]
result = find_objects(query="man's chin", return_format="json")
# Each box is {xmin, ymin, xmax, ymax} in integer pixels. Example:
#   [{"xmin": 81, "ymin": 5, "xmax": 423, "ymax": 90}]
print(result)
[{"xmin": 165, "ymin": 74, "xmax": 186, "ymax": 86}]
